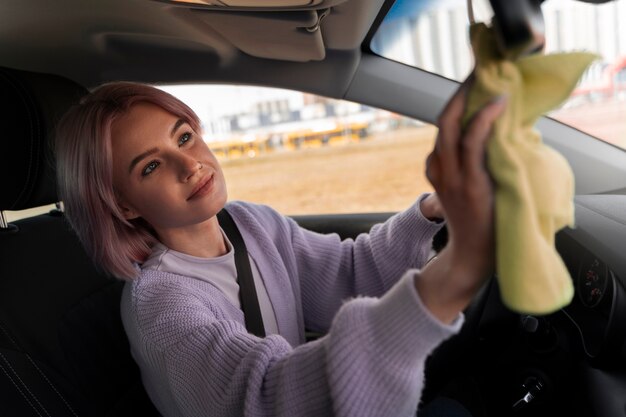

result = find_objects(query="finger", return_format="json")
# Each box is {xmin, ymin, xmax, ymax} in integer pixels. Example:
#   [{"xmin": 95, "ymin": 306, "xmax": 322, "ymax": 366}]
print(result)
[
  {"xmin": 437, "ymin": 74, "xmax": 474, "ymax": 130},
  {"xmin": 425, "ymin": 151, "xmax": 440, "ymax": 187},
  {"xmin": 435, "ymin": 80, "xmax": 471, "ymax": 152},
  {"xmin": 441, "ymin": 73, "xmax": 474, "ymax": 115},
  {"xmin": 461, "ymin": 96, "xmax": 507, "ymax": 180},
  {"xmin": 434, "ymin": 75, "xmax": 474, "ymax": 150},
  {"xmin": 435, "ymin": 77, "xmax": 474, "ymax": 183}
]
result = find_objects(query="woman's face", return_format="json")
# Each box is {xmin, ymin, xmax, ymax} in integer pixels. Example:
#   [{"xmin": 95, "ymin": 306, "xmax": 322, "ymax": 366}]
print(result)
[{"xmin": 110, "ymin": 102, "xmax": 227, "ymax": 234}]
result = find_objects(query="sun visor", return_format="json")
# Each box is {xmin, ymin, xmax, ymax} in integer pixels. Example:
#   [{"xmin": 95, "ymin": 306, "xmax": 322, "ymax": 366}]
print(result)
[
  {"xmin": 162, "ymin": 0, "xmax": 345, "ymax": 9},
  {"xmin": 159, "ymin": 0, "xmax": 348, "ymax": 62},
  {"xmin": 191, "ymin": 9, "xmax": 330, "ymax": 61},
  {"xmin": 221, "ymin": 0, "xmax": 320, "ymax": 5}
]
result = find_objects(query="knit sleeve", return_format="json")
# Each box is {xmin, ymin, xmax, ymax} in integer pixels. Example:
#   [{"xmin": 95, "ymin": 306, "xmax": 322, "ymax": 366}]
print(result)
[
  {"xmin": 287, "ymin": 194, "xmax": 444, "ymax": 332},
  {"xmin": 138, "ymin": 270, "xmax": 462, "ymax": 417}
]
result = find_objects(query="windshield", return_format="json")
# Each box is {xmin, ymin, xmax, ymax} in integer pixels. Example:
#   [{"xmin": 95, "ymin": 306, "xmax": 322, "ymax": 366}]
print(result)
[{"xmin": 371, "ymin": 0, "xmax": 626, "ymax": 150}]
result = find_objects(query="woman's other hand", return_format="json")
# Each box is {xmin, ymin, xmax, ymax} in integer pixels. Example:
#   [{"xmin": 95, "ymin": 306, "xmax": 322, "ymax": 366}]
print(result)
[
  {"xmin": 416, "ymin": 79, "xmax": 507, "ymax": 324},
  {"xmin": 420, "ymin": 193, "xmax": 444, "ymax": 223}
]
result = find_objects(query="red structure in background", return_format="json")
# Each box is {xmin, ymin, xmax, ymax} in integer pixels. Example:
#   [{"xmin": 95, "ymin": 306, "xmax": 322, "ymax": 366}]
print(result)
[{"xmin": 572, "ymin": 55, "xmax": 626, "ymax": 99}]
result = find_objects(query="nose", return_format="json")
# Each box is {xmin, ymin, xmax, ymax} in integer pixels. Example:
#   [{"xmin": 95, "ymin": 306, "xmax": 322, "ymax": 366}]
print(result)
[{"xmin": 178, "ymin": 153, "xmax": 201, "ymax": 182}]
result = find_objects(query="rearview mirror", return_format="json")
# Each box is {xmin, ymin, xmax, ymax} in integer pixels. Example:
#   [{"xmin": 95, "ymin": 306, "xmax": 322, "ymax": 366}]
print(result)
[{"xmin": 489, "ymin": 0, "xmax": 545, "ymax": 59}]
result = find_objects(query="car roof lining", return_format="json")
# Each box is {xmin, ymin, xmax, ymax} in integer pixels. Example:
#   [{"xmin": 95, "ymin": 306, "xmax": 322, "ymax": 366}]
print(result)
[{"xmin": 0, "ymin": 0, "xmax": 386, "ymax": 92}]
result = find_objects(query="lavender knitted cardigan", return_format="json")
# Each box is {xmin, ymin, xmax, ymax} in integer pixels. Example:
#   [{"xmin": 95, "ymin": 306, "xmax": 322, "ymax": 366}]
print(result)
[{"xmin": 120, "ymin": 198, "xmax": 463, "ymax": 417}]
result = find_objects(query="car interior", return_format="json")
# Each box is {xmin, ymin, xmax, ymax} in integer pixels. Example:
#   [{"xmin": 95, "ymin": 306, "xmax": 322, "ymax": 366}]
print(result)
[{"xmin": 2, "ymin": 0, "xmax": 626, "ymax": 416}]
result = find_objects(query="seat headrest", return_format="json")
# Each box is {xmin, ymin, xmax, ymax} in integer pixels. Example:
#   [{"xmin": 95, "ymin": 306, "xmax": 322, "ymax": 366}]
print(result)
[{"xmin": 0, "ymin": 67, "xmax": 87, "ymax": 211}]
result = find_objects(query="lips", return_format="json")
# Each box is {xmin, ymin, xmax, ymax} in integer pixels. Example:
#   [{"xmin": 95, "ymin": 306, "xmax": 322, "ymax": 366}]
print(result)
[{"xmin": 187, "ymin": 174, "xmax": 215, "ymax": 201}]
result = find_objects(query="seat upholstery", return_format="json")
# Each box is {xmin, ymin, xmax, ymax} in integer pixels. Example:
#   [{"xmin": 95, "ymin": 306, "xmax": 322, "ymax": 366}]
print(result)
[{"xmin": 0, "ymin": 67, "xmax": 159, "ymax": 416}]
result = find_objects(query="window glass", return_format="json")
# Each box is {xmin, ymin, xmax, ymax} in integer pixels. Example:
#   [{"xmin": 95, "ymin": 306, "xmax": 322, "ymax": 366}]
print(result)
[
  {"xmin": 160, "ymin": 85, "xmax": 436, "ymax": 215},
  {"xmin": 371, "ymin": 0, "xmax": 626, "ymax": 150}
]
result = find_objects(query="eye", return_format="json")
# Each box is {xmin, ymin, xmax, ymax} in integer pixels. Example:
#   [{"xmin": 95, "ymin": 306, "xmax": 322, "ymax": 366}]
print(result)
[
  {"xmin": 178, "ymin": 132, "xmax": 192, "ymax": 146},
  {"xmin": 142, "ymin": 160, "xmax": 160, "ymax": 176}
]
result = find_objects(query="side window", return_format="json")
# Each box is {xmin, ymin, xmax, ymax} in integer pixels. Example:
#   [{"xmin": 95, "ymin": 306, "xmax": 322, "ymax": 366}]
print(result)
[{"xmin": 162, "ymin": 85, "xmax": 436, "ymax": 215}]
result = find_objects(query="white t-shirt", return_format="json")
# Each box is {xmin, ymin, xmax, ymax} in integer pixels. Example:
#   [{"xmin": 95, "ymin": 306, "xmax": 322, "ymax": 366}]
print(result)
[{"xmin": 141, "ymin": 231, "xmax": 280, "ymax": 335}]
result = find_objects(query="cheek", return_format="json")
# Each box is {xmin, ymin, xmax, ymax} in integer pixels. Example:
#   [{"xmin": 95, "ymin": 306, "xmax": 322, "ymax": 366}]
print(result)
[
  {"xmin": 210, "ymin": 156, "xmax": 227, "ymax": 190},
  {"xmin": 112, "ymin": 180, "xmax": 138, "ymax": 213},
  {"xmin": 203, "ymin": 145, "xmax": 221, "ymax": 167},
  {"xmin": 200, "ymin": 145, "xmax": 225, "ymax": 180},
  {"xmin": 198, "ymin": 142, "xmax": 215, "ymax": 160},
  {"xmin": 135, "ymin": 194, "xmax": 180, "ymax": 228},
  {"xmin": 125, "ymin": 181, "xmax": 169, "ymax": 213}
]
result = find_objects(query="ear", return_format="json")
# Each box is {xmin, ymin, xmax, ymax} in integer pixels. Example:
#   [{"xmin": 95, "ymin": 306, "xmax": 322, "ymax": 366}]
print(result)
[{"xmin": 117, "ymin": 201, "xmax": 140, "ymax": 220}]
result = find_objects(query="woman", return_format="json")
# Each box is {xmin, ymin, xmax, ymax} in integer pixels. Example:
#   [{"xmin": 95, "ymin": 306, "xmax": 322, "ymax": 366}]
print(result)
[{"xmin": 55, "ymin": 80, "xmax": 504, "ymax": 417}]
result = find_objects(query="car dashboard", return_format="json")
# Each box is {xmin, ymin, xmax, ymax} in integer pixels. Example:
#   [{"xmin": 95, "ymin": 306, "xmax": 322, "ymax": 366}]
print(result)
[
  {"xmin": 422, "ymin": 194, "xmax": 626, "ymax": 416},
  {"xmin": 556, "ymin": 195, "xmax": 626, "ymax": 364}
]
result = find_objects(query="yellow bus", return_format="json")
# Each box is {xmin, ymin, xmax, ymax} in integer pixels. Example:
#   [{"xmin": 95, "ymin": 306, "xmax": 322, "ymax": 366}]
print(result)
[
  {"xmin": 281, "ymin": 122, "xmax": 369, "ymax": 151},
  {"xmin": 209, "ymin": 121, "xmax": 369, "ymax": 159},
  {"xmin": 209, "ymin": 135, "xmax": 271, "ymax": 160}
]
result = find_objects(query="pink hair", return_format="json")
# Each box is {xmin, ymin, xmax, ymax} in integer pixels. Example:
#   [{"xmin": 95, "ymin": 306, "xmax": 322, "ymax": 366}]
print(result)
[{"xmin": 55, "ymin": 82, "xmax": 201, "ymax": 280}]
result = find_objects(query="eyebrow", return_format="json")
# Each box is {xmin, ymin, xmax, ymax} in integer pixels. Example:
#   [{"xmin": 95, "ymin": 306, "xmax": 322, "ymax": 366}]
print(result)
[
  {"xmin": 170, "ymin": 118, "xmax": 186, "ymax": 138},
  {"xmin": 128, "ymin": 119, "xmax": 187, "ymax": 174},
  {"xmin": 129, "ymin": 147, "xmax": 159, "ymax": 174}
]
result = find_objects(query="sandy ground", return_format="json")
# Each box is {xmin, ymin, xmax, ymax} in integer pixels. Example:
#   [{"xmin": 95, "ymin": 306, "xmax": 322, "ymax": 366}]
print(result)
[
  {"xmin": 221, "ymin": 126, "xmax": 438, "ymax": 215},
  {"xmin": 224, "ymin": 97, "xmax": 626, "ymax": 216}
]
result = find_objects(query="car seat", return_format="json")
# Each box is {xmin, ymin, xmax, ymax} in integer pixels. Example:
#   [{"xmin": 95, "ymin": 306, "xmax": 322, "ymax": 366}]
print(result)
[{"xmin": 0, "ymin": 67, "xmax": 160, "ymax": 416}]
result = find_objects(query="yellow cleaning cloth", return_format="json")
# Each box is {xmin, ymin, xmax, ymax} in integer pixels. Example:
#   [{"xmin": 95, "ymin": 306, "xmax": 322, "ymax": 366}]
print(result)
[{"xmin": 463, "ymin": 23, "xmax": 597, "ymax": 314}]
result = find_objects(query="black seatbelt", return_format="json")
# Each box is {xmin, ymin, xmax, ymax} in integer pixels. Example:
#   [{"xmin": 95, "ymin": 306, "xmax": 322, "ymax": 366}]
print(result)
[{"xmin": 217, "ymin": 209, "xmax": 266, "ymax": 338}]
